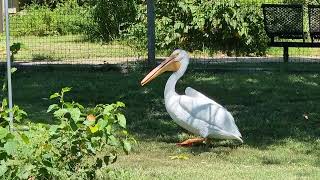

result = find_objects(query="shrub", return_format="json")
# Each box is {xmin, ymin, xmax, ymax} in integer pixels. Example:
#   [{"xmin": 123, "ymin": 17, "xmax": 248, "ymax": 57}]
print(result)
[
  {"xmin": 85, "ymin": 0, "xmax": 137, "ymax": 42},
  {"xmin": 46, "ymin": 87, "xmax": 135, "ymax": 178},
  {"xmin": 19, "ymin": 0, "xmax": 89, "ymax": 9},
  {"xmin": 126, "ymin": 0, "xmax": 268, "ymax": 56},
  {"xmin": 0, "ymin": 86, "xmax": 135, "ymax": 179},
  {"xmin": 0, "ymin": 68, "xmax": 27, "ymax": 127},
  {"xmin": 0, "ymin": 69, "xmax": 34, "ymax": 179},
  {"xmin": 200, "ymin": 0, "xmax": 268, "ymax": 55},
  {"xmin": 10, "ymin": 1, "xmax": 90, "ymax": 36}
]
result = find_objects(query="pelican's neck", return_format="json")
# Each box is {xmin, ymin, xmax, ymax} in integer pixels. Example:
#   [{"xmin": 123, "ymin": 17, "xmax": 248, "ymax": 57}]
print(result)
[{"xmin": 164, "ymin": 72, "xmax": 183, "ymax": 99}]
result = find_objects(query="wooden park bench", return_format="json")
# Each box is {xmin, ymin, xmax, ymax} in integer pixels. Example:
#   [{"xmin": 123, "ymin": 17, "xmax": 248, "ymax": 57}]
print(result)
[{"xmin": 262, "ymin": 4, "xmax": 320, "ymax": 62}]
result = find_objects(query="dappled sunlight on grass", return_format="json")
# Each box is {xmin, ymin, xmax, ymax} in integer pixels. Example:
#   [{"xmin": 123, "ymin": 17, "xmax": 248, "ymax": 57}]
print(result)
[
  {"xmin": 7, "ymin": 67, "xmax": 320, "ymax": 178},
  {"xmin": 11, "ymin": 69, "xmax": 320, "ymax": 144},
  {"xmin": 1, "ymin": 35, "xmax": 144, "ymax": 62},
  {"xmin": 288, "ymin": 75, "xmax": 319, "ymax": 87}
]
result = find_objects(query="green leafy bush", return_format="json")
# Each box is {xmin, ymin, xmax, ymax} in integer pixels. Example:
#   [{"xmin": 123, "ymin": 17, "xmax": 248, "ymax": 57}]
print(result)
[
  {"xmin": 200, "ymin": 0, "xmax": 268, "ymax": 55},
  {"xmin": 10, "ymin": 1, "xmax": 90, "ymax": 36},
  {"xmin": 46, "ymin": 87, "xmax": 135, "ymax": 178},
  {"xmin": 127, "ymin": 0, "xmax": 268, "ymax": 55},
  {"xmin": 0, "ymin": 70, "xmax": 33, "ymax": 179},
  {"xmin": 0, "ymin": 124, "xmax": 49, "ymax": 179},
  {"xmin": 0, "ymin": 86, "xmax": 135, "ymax": 179},
  {"xmin": 20, "ymin": 0, "xmax": 90, "ymax": 8},
  {"xmin": 1, "ymin": 68, "xmax": 27, "ymax": 127},
  {"xmin": 85, "ymin": 0, "xmax": 137, "ymax": 42}
]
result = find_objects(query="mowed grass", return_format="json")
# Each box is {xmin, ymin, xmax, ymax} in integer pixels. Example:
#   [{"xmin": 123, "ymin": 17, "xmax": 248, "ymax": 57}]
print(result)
[
  {"xmin": 4, "ymin": 65, "xmax": 320, "ymax": 179},
  {"xmin": 2, "ymin": 34, "xmax": 320, "ymax": 64},
  {"xmin": 0, "ymin": 35, "xmax": 145, "ymax": 62}
]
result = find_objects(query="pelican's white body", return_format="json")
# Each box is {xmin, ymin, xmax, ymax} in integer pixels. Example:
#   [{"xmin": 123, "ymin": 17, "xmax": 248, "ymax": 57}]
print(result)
[{"xmin": 163, "ymin": 50, "xmax": 242, "ymax": 142}]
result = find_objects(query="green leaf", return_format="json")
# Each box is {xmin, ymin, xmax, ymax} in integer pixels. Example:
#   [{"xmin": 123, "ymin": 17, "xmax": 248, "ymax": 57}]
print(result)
[
  {"xmin": 2, "ymin": 82, "xmax": 6, "ymax": 91},
  {"xmin": 103, "ymin": 105, "xmax": 114, "ymax": 115},
  {"xmin": 89, "ymin": 125, "xmax": 99, "ymax": 133},
  {"xmin": 0, "ymin": 127, "xmax": 9, "ymax": 139},
  {"xmin": 62, "ymin": 87, "xmax": 72, "ymax": 93},
  {"xmin": 4, "ymin": 140, "xmax": 18, "ymax": 155},
  {"xmin": 10, "ymin": 68, "xmax": 17, "ymax": 74},
  {"xmin": 19, "ymin": 133, "xmax": 30, "ymax": 144},
  {"xmin": 68, "ymin": 108, "xmax": 81, "ymax": 122},
  {"xmin": 0, "ymin": 162, "xmax": 8, "ymax": 177},
  {"xmin": 122, "ymin": 139, "xmax": 131, "ymax": 154},
  {"xmin": 17, "ymin": 163, "xmax": 35, "ymax": 179},
  {"xmin": 49, "ymin": 125, "xmax": 59, "ymax": 135},
  {"xmin": 2, "ymin": 99, "xmax": 7, "ymax": 108},
  {"xmin": 53, "ymin": 108, "xmax": 68, "ymax": 118},
  {"xmin": 86, "ymin": 142, "xmax": 96, "ymax": 154},
  {"xmin": 47, "ymin": 104, "xmax": 59, "ymax": 112},
  {"xmin": 96, "ymin": 119, "xmax": 108, "ymax": 130},
  {"xmin": 83, "ymin": 119, "xmax": 95, "ymax": 126},
  {"xmin": 116, "ymin": 101, "xmax": 125, "ymax": 107},
  {"xmin": 106, "ymin": 125, "xmax": 112, "ymax": 134},
  {"xmin": 18, "ymin": 109, "xmax": 27, "ymax": 116},
  {"xmin": 74, "ymin": 102, "xmax": 84, "ymax": 110},
  {"xmin": 64, "ymin": 102, "xmax": 74, "ymax": 108},
  {"xmin": 50, "ymin": 93, "xmax": 60, "ymax": 99},
  {"xmin": 122, "ymin": 130, "xmax": 128, "ymax": 135},
  {"xmin": 108, "ymin": 135, "xmax": 119, "ymax": 146},
  {"xmin": 11, "ymin": 68, "xmax": 17, "ymax": 74},
  {"xmin": 117, "ymin": 113, "xmax": 126, "ymax": 128}
]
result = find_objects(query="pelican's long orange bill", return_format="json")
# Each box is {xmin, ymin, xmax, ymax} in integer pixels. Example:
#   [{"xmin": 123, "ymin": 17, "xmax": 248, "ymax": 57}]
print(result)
[{"xmin": 141, "ymin": 55, "xmax": 180, "ymax": 86}]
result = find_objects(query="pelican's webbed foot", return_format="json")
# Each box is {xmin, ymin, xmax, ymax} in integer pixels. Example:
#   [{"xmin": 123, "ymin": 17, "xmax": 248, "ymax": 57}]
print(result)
[{"xmin": 176, "ymin": 138, "xmax": 206, "ymax": 147}]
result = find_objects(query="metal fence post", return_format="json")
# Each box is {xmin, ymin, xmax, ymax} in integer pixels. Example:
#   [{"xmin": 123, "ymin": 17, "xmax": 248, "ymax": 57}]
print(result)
[
  {"xmin": 4, "ymin": 0, "xmax": 14, "ymax": 131},
  {"xmin": 284, "ymin": 46, "xmax": 289, "ymax": 63},
  {"xmin": 147, "ymin": 0, "xmax": 155, "ymax": 68}
]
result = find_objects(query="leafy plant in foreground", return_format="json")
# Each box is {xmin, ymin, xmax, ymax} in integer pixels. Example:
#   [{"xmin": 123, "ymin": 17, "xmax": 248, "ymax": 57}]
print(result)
[
  {"xmin": 0, "ymin": 69, "xmax": 32, "ymax": 179},
  {"xmin": 0, "ymin": 84, "xmax": 135, "ymax": 179},
  {"xmin": 0, "ymin": 68, "xmax": 27, "ymax": 128},
  {"xmin": 47, "ymin": 87, "xmax": 135, "ymax": 179}
]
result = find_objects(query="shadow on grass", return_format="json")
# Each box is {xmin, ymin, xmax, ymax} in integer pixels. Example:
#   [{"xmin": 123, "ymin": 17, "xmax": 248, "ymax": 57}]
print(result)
[{"xmin": 3, "ymin": 63, "xmax": 320, "ymax": 151}]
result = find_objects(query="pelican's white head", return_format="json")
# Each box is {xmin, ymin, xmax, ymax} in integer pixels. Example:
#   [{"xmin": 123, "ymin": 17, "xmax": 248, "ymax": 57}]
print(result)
[
  {"xmin": 141, "ymin": 49, "xmax": 189, "ymax": 86},
  {"xmin": 173, "ymin": 49, "xmax": 189, "ymax": 75}
]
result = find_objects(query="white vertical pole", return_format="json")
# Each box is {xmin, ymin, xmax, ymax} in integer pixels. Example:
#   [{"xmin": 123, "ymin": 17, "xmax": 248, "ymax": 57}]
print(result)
[
  {"xmin": 0, "ymin": 0, "xmax": 3, "ymax": 33},
  {"xmin": 4, "ymin": 0, "xmax": 14, "ymax": 131}
]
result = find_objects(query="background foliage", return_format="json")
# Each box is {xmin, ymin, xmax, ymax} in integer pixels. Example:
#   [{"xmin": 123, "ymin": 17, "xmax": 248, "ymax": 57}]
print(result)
[
  {"xmin": 85, "ymin": 0, "xmax": 137, "ymax": 42},
  {"xmin": 11, "ymin": 0, "xmax": 269, "ymax": 55},
  {"xmin": 127, "ymin": 0, "xmax": 268, "ymax": 55},
  {"xmin": 11, "ymin": 1, "xmax": 88, "ymax": 36}
]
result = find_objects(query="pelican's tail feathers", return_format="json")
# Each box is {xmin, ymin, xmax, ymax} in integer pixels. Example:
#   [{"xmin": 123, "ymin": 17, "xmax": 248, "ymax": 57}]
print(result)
[{"xmin": 234, "ymin": 135, "xmax": 243, "ymax": 143}]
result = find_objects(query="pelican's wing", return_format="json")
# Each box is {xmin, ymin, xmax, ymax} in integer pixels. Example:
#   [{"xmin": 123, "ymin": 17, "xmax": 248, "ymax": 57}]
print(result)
[
  {"xmin": 180, "ymin": 88, "xmax": 242, "ymax": 138},
  {"xmin": 185, "ymin": 87, "xmax": 221, "ymax": 106}
]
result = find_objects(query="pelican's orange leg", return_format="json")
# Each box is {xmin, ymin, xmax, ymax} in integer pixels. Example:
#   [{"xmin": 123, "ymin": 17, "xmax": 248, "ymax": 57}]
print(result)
[{"xmin": 176, "ymin": 138, "xmax": 206, "ymax": 147}]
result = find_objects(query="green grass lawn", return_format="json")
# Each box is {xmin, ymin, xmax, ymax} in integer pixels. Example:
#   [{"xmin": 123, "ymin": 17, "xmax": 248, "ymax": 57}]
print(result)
[
  {"xmin": 0, "ymin": 35, "xmax": 145, "ymax": 62},
  {"xmin": 4, "ymin": 66, "xmax": 320, "ymax": 179},
  {"xmin": 2, "ymin": 34, "xmax": 320, "ymax": 63}
]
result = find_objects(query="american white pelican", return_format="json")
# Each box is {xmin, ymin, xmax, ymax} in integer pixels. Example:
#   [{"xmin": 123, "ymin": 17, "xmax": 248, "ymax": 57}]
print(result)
[{"xmin": 141, "ymin": 49, "xmax": 243, "ymax": 146}]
